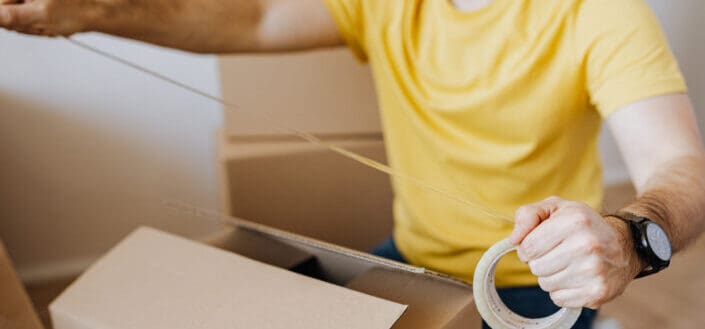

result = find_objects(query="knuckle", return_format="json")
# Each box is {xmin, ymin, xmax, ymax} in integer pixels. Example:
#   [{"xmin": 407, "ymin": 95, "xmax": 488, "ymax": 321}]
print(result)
[
  {"xmin": 593, "ymin": 264, "xmax": 606, "ymax": 276},
  {"xmin": 545, "ymin": 196, "xmax": 562, "ymax": 202},
  {"xmin": 549, "ymin": 292, "xmax": 565, "ymax": 307},
  {"xmin": 592, "ymin": 280, "xmax": 610, "ymax": 300},
  {"xmin": 515, "ymin": 206, "xmax": 534, "ymax": 221},
  {"xmin": 574, "ymin": 214, "xmax": 592, "ymax": 227},
  {"xmin": 578, "ymin": 236, "xmax": 600, "ymax": 253},
  {"xmin": 538, "ymin": 277, "xmax": 554, "ymax": 292},
  {"xmin": 585, "ymin": 303, "xmax": 600, "ymax": 310},
  {"xmin": 34, "ymin": 1, "xmax": 54, "ymax": 21},
  {"xmin": 38, "ymin": 2, "xmax": 50, "ymax": 16},
  {"xmin": 587, "ymin": 257, "xmax": 605, "ymax": 275},
  {"xmin": 586, "ymin": 239, "xmax": 602, "ymax": 254},
  {"xmin": 528, "ymin": 260, "xmax": 541, "ymax": 275},
  {"xmin": 2, "ymin": 10, "xmax": 17, "ymax": 26},
  {"xmin": 520, "ymin": 244, "xmax": 535, "ymax": 259},
  {"xmin": 572, "ymin": 201, "xmax": 589, "ymax": 209}
]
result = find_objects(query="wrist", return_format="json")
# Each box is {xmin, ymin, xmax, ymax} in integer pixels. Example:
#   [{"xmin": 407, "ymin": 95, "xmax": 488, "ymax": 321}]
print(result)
[{"xmin": 604, "ymin": 215, "xmax": 645, "ymax": 278}]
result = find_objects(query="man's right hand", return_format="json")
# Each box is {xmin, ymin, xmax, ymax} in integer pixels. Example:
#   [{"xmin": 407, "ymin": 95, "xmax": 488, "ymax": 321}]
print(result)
[
  {"xmin": 0, "ymin": 0, "xmax": 97, "ymax": 36},
  {"xmin": 0, "ymin": 0, "xmax": 343, "ymax": 53}
]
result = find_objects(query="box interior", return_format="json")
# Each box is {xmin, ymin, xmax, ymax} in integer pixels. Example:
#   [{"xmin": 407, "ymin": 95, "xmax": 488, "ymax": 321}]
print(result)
[{"xmin": 204, "ymin": 225, "xmax": 482, "ymax": 329}]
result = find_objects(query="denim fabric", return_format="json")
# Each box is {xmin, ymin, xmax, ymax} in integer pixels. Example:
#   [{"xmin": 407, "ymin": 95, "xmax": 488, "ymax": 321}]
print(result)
[{"xmin": 371, "ymin": 238, "xmax": 598, "ymax": 329}]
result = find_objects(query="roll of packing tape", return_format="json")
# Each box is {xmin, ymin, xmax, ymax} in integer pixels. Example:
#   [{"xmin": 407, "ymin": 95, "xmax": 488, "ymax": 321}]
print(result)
[{"xmin": 473, "ymin": 238, "xmax": 581, "ymax": 329}]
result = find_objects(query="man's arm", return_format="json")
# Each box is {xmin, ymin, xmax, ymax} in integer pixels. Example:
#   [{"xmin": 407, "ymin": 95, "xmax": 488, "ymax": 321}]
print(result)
[
  {"xmin": 508, "ymin": 94, "xmax": 705, "ymax": 309},
  {"xmin": 0, "ymin": 0, "xmax": 343, "ymax": 53},
  {"xmin": 607, "ymin": 94, "xmax": 705, "ymax": 251}
]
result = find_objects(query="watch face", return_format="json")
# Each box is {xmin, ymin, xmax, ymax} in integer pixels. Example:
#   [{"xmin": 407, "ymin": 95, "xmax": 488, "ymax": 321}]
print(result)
[{"xmin": 646, "ymin": 222, "xmax": 672, "ymax": 261}]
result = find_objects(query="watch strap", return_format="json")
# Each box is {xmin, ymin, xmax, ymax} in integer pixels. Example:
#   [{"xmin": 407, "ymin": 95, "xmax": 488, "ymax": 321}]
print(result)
[{"xmin": 606, "ymin": 212, "xmax": 668, "ymax": 279}]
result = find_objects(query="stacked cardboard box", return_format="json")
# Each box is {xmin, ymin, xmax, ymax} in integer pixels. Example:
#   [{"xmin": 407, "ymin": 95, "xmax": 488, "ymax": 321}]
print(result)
[
  {"xmin": 217, "ymin": 49, "xmax": 394, "ymax": 253},
  {"xmin": 0, "ymin": 240, "xmax": 44, "ymax": 329}
]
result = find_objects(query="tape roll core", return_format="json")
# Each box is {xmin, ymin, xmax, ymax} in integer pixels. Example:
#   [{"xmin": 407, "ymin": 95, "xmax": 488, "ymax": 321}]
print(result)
[{"xmin": 473, "ymin": 239, "xmax": 581, "ymax": 329}]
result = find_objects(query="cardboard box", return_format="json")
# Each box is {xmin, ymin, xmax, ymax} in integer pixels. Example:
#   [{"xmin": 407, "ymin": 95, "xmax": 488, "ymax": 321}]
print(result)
[
  {"xmin": 219, "ymin": 49, "xmax": 381, "ymax": 138},
  {"xmin": 49, "ymin": 218, "xmax": 481, "ymax": 329},
  {"xmin": 217, "ymin": 137, "xmax": 394, "ymax": 252},
  {"xmin": 0, "ymin": 240, "xmax": 44, "ymax": 329}
]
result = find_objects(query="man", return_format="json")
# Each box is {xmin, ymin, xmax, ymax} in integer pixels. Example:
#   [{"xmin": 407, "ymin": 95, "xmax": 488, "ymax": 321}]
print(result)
[{"xmin": 1, "ymin": 0, "xmax": 704, "ymax": 327}]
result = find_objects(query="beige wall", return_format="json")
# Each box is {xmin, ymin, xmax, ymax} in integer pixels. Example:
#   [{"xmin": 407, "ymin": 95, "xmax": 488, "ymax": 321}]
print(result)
[
  {"xmin": 649, "ymin": 0, "xmax": 705, "ymax": 131},
  {"xmin": 0, "ymin": 33, "xmax": 223, "ymax": 282},
  {"xmin": 600, "ymin": 0, "xmax": 705, "ymax": 185}
]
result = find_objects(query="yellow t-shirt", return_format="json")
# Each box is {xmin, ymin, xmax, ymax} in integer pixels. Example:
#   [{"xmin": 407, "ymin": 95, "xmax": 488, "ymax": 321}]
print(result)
[{"xmin": 322, "ymin": 0, "xmax": 686, "ymax": 286}]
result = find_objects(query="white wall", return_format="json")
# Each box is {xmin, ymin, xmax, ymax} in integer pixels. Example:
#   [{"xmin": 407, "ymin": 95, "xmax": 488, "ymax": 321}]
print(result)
[
  {"xmin": 0, "ymin": 33, "xmax": 222, "ymax": 282},
  {"xmin": 600, "ymin": 0, "xmax": 705, "ymax": 185}
]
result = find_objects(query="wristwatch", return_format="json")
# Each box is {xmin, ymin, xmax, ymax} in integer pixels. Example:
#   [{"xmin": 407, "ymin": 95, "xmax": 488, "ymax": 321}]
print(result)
[{"xmin": 608, "ymin": 212, "xmax": 672, "ymax": 278}]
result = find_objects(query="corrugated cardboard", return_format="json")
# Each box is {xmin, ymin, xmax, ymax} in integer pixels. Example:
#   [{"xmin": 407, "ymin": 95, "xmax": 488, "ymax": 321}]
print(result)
[
  {"xmin": 217, "ymin": 137, "xmax": 394, "ymax": 252},
  {"xmin": 50, "ymin": 227, "xmax": 406, "ymax": 329},
  {"xmin": 347, "ymin": 268, "xmax": 478, "ymax": 329},
  {"xmin": 49, "ymin": 218, "xmax": 482, "ymax": 329},
  {"xmin": 219, "ymin": 49, "xmax": 380, "ymax": 138},
  {"xmin": 0, "ymin": 240, "xmax": 44, "ymax": 329},
  {"xmin": 203, "ymin": 222, "xmax": 482, "ymax": 328}
]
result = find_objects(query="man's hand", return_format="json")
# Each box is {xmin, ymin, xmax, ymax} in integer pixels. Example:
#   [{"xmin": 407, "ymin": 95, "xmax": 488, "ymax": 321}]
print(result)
[
  {"xmin": 0, "ymin": 0, "xmax": 103, "ymax": 36},
  {"xmin": 508, "ymin": 196, "xmax": 642, "ymax": 309}
]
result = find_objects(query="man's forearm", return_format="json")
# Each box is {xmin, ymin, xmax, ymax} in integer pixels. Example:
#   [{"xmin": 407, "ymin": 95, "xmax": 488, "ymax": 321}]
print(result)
[
  {"xmin": 618, "ymin": 155, "xmax": 705, "ymax": 252},
  {"xmin": 93, "ymin": 0, "xmax": 264, "ymax": 53}
]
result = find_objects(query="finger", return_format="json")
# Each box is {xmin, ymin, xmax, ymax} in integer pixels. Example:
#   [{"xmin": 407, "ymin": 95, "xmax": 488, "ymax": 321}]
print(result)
[
  {"xmin": 549, "ymin": 288, "xmax": 589, "ymax": 309},
  {"xmin": 535, "ymin": 260, "xmax": 589, "ymax": 292},
  {"xmin": 0, "ymin": 3, "xmax": 44, "ymax": 30},
  {"xmin": 509, "ymin": 196, "xmax": 565, "ymax": 245},
  {"xmin": 526, "ymin": 240, "xmax": 581, "ymax": 276},
  {"xmin": 519, "ymin": 206, "xmax": 581, "ymax": 261}
]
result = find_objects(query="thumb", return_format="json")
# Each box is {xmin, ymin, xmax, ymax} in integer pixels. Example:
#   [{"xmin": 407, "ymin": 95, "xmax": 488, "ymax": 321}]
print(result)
[{"xmin": 509, "ymin": 196, "xmax": 564, "ymax": 245}]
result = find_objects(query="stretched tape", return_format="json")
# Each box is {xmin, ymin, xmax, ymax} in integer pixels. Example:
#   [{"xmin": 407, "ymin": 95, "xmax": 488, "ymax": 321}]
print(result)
[
  {"xmin": 473, "ymin": 239, "xmax": 581, "ymax": 329},
  {"xmin": 62, "ymin": 37, "xmax": 514, "ymax": 225}
]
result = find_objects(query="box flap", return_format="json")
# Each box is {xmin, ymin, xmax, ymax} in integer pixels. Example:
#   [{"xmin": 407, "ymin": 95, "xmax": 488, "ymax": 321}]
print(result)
[
  {"xmin": 0, "ymin": 240, "xmax": 44, "ymax": 329},
  {"xmin": 50, "ymin": 227, "xmax": 406, "ymax": 329},
  {"xmin": 204, "ymin": 226, "xmax": 315, "ymax": 270},
  {"xmin": 346, "ymin": 267, "xmax": 481, "ymax": 328}
]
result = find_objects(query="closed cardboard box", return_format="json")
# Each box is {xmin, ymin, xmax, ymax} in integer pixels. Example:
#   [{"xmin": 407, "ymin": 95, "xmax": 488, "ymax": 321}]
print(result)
[{"xmin": 219, "ymin": 49, "xmax": 380, "ymax": 138}]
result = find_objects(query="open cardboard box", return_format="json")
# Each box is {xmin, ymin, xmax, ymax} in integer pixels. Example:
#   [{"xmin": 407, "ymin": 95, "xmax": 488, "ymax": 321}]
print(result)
[
  {"xmin": 0, "ymin": 240, "xmax": 44, "ymax": 329},
  {"xmin": 48, "ymin": 215, "xmax": 481, "ymax": 329}
]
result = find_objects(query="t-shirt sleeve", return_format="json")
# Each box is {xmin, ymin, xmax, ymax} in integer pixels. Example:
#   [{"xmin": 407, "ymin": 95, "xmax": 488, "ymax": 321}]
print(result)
[
  {"xmin": 575, "ymin": 0, "xmax": 687, "ymax": 118},
  {"xmin": 321, "ymin": 0, "xmax": 368, "ymax": 61}
]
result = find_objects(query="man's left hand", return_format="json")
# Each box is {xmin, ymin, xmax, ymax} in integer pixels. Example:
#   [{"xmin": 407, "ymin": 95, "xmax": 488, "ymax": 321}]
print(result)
[{"xmin": 509, "ymin": 196, "xmax": 643, "ymax": 309}]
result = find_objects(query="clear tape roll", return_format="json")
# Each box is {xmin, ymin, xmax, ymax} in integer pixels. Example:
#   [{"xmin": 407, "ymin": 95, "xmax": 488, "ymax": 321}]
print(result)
[{"xmin": 473, "ymin": 239, "xmax": 581, "ymax": 329}]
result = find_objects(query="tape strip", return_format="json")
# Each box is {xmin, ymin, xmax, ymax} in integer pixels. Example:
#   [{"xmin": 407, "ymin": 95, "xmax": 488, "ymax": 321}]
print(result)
[
  {"xmin": 62, "ymin": 37, "xmax": 514, "ymax": 226},
  {"xmin": 473, "ymin": 239, "xmax": 581, "ymax": 329}
]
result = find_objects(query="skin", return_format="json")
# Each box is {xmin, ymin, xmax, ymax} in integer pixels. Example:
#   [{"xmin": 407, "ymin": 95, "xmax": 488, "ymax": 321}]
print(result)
[
  {"xmin": 0, "ymin": 0, "xmax": 342, "ymax": 52},
  {"xmin": 2, "ymin": 0, "xmax": 704, "ymax": 310},
  {"xmin": 509, "ymin": 95, "xmax": 705, "ymax": 309}
]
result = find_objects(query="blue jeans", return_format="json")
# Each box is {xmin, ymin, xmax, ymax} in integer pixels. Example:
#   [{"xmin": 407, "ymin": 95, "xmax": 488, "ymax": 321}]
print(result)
[{"xmin": 371, "ymin": 238, "xmax": 598, "ymax": 329}]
